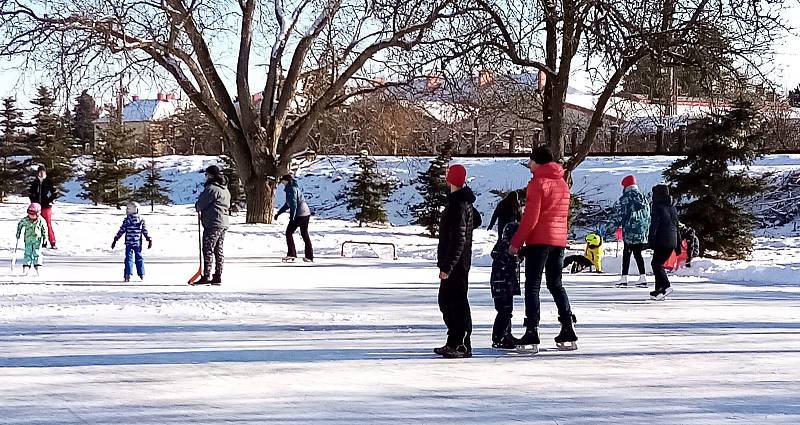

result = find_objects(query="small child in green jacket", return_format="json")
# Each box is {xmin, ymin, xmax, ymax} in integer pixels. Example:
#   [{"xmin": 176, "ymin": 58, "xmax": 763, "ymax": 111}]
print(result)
[{"xmin": 16, "ymin": 203, "xmax": 49, "ymax": 274}]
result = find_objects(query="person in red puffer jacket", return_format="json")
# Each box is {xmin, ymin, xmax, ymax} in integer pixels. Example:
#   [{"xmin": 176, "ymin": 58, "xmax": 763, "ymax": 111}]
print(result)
[{"xmin": 509, "ymin": 146, "xmax": 578, "ymax": 351}]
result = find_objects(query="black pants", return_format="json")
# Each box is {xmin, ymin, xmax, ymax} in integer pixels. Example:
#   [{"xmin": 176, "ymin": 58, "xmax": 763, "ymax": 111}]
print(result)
[
  {"xmin": 651, "ymin": 247, "xmax": 673, "ymax": 292},
  {"xmin": 622, "ymin": 243, "xmax": 647, "ymax": 275},
  {"xmin": 524, "ymin": 245, "xmax": 572, "ymax": 327},
  {"xmin": 286, "ymin": 216, "xmax": 313, "ymax": 260},
  {"xmin": 492, "ymin": 294, "xmax": 514, "ymax": 341},
  {"xmin": 438, "ymin": 267, "xmax": 472, "ymax": 350}
]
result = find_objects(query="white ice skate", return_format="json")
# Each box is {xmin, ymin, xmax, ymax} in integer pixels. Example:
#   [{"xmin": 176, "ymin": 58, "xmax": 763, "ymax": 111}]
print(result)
[
  {"xmin": 614, "ymin": 275, "xmax": 629, "ymax": 287},
  {"xmin": 281, "ymin": 256, "xmax": 297, "ymax": 263},
  {"xmin": 635, "ymin": 275, "xmax": 648, "ymax": 288},
  {"xmin": 655, "ymin": 287, "xmax": 673, "ymax": 301},
  {"xmin": 515, "ymin": 344, "xmax": 539, "ymax": 354},
  {"xmin": 556, "ymin": 341, "xmax": 578, "ymax": 351}
]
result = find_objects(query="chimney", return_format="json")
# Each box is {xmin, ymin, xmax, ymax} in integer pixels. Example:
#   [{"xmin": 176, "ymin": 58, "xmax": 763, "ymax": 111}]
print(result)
[
  {"xmin": 537, "ymin": 70, "xmax": 546, "ymax": 90},
  {"xmin": 426, "ymin": 75, "xmax": 442, "ymax": 91},
  {"xmin": 132, "ymin": 95, "xmax": 140, "ymax": 101},
  {"xmin": 157, "ymin": 92, "xmax": 165, "ymax": 101},
  {"xmin": 478, "ymin": 70, "xmax": 494, "ymax": 87}
]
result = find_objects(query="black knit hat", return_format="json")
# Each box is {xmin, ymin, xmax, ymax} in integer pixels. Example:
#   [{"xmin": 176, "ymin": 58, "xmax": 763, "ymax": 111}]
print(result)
[
  {"xmin": 280, "ymin": 174, "xmax": 294, "ymax": 183},
  {"xmin": 202, "ymin": 165, "xmax": 221, "ymax": 176},
  {"xmin": 37, "ymin": 165, "xmax": 46, "ymax": 172},
  {"xmin": 530, "ymin": 145, "xmax": 555, "ymax": 165}
]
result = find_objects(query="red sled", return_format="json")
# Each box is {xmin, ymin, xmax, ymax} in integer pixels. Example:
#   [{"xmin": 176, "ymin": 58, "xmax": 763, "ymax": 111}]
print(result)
[{"xmin": 664, "ymin": 240, "xmax": 689, "ymax": 272}]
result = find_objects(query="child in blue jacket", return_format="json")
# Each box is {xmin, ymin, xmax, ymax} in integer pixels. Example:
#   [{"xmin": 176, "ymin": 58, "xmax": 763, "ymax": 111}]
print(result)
[{"xmin": 111, "ymin": 202, "xmax": 152, "ymax": 282}]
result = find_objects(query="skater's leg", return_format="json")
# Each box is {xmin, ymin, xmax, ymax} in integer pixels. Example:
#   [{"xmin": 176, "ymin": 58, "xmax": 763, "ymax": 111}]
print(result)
[
  {"xmin": 134, "ymin": 245, "xmax": 145, "ymax": 278},
  {"xmin": 202, "ymin": 228, "xmax": 220, "ymax": 278},
  {"xmin": 442, "ymin": 268, "xmax": 470, "ymax": 349},
  {"xmin": 438, "ymin": 276, "xmax": 456, "ymax": 345},
  {"xmin": 285, "ymin": 220, "xmax": 299, "ymax": 258},
  {"xmin": 651, "ymin": 247, "xmax": 673, "ymax": 292},
  {"xmin": 213, "ymin": 229, "xmax": 226, "ymax": 277},
  {"xmin": 633, "ymin": 244, "xmax": 647, "ymax": 275},
  {"xmin": 492, "ymin": 294, "xmax": 514, "ymax": 341},
  {"xmin": 24, "ymin": 242, "xmax": 37, "ymax": 266},
  {"xmin": 41, "ymin": 207, "xmax": 56, "ymax": 247},
  {"xmin": 298, "ymin": 216, "xmax": 313, "ymax": 260},
  {"xmin": 544, "ymin": 247, "xmax": 572, "ymax": 319},
  {"xmin": 124, "ymin": 246, "xmax": 134, "ymax": 278},
  {"xmin": 621, "ymin": 243, "xmax": 632, "ymax": 276},
  {"xmin": 523, "ymin": 245, "xmax": 547, "ymax": 328}
]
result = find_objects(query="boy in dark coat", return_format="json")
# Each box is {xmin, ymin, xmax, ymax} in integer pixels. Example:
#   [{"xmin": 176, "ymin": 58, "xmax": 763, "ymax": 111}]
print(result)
[
  {"xmin": 434, "ymin": 164, "xmax": 481, "ymax": 359},
  {"xmin": 648, "ymin": 185, "xmax": 681, "ymax": 300},
  {"xmin": 490, "ymin": 222, "xmax": 522, "ymax": 349}
]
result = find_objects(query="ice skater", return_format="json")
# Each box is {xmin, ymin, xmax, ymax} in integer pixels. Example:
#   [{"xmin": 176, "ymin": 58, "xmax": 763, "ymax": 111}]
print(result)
[
  {"xmin": 605, "ymin": 175, "xmax": 650, "ymax": 287},
  {"xmin": 487, "ymin": 191, "xmax": 521, "ymax": 239},
  {"xmin": 276, "ymin": 174, "xmax": 314, "ymax": 262},
  {"xmin": 15, "ymin": 203, "xmax": 48, "ymax": 275},
  {"xmin": 194, "ymin": 165, "xmax": 231, "ymax": 285},
  {"xmin": 489, "ymin": 222, "xmax": 522, "ymax": 349},
  {"xmin": 29, "ymin": 165, "xmax": 58, "ymax": 249},
  {"xmin": 111, "ymin": 202, "xmax": 152, "ymax": 282},
  {"xmin": 648, "ymin": 185, "xmax": 681, "ymax": 300}
]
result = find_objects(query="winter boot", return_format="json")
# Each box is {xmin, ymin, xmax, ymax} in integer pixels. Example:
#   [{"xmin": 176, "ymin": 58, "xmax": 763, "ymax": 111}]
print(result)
[
  {"xmin": 440, "ymin": 344, "xmax": 471, "ymax": 359},
  {"xmin": 210, "ymin": 273, "xmax": 222, "ymax": 285},
  {"xmin": 22, "ymin": 265, "xmax": 30, "ymax": 275},
  {"xmin": 433, "ymin": 345, "xmax": 447, "ymax": 356},
  {"xmin": 555, "ymin": 315, "xmax": 578, "ymax": 351},
  {"xmin": 615, "ymin": 275, "xmax": 629, "ymax": 287},
  {"xmin": 635, "ymin": 275, "xmax": 648, "ymax": 288},
  {"xmin": 192, "ymin": 275, "xmax": 211, "ymax": 285},
  {"xmin": 42, "ymin": 241, "xmax": 47, "ymax": 249},
  {"xmin": 124, "ymin": 275, "xmax": 131, "ymax": 283}
]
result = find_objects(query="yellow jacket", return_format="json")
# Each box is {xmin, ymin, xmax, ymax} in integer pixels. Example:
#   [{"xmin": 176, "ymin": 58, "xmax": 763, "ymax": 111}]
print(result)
[{"xmin": 584, "ymin": 244, "xmax": 604, "ymax": 272}]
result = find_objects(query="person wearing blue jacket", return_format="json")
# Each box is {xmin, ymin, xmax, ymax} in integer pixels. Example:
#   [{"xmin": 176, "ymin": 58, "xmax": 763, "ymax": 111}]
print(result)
[
  {"xmin": 275, "ymin": 174, "xmax": 313, "ymax": 262},
  {"xmin": 112, "ymin": 202, "xmax": 152, "ymax": 282}
]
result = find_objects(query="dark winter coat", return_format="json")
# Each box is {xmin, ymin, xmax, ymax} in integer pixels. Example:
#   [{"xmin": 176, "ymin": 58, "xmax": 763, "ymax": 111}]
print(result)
[
  {"xmin": 437, "ymin": 186, "xmax": 481, "ymax": 275},
  {"xmin": 114, "ymin": 214, "xmax": 151, "ymax": 248},
  {"xmin": 606, "ymin": 185, "xmax": 650, "ymax": 244},
  {"xmin": 490, "ymin": 222, "xmax": 521, "ymax": 298},
  {"xmin": 648, "ymin": 185, "xmax": 681, "ymax": 251},
  {"xmin": 277, "ymin": 180, "xmax": 311, "ymax": 220},
  {"xmin": 488, "ymin": 192, "xmax": 521, "ymax": 233},
  {"xmin": 195, "ymin": 177, "xmax": 231, "ymax": 229},
  {"xmin": 29, "ymin": 177, "xmax": 57, "ymax": 209}
]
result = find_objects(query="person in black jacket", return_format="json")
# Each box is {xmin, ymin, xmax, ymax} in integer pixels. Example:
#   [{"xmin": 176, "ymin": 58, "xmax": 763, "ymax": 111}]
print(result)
[
  {"xmin": 648, "ymin": 185, "xmax": 681, "ymax": 300},
  {"xmin": 434, "ymin": 164, "xmax": 481, "ymax": 359},
  {"xmin": 29, "ymin": 165, "xmax": 57, "ymax": 249},
  {"xmin": 487, "ymin": 191, "xmax": 521, "ymax": 239}
]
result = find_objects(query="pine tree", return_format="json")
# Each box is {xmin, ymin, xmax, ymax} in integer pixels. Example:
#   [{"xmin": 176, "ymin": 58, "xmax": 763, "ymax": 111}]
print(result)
[
  {"xmin": 0, "ymin": 97, "xmax": 26, "ymax": 201},
  {"xmin": 30, "ymin": 86, "xmax": 73, "ymax": 193},
  {"xmin": 134, "ymin": 139, "xmax": 171, "ymax": 212},
  {"xmin": 72, "ymin": 90, "xmax": 99, "ymax": 152},
  {"xmin": 664, "ymin": 100, "xmax": 768, "ymax": 260},
  {"xmin": 789, "ymin": 84, "xmax": 800, "ymax": 108},
  {"xmin": 81, "ymin": 112, "xmax": 137, "ymax": 208},
  {"xmin": 220, "ymin": 155, "xmax": 245, "ymax": 214},
  {"xmin": 346, "ymin": 150, "xmax": 394, "ymax": 226},
  {"xmin": 411, "ymin": 141, "xmax": 453, "ymax": 236}
]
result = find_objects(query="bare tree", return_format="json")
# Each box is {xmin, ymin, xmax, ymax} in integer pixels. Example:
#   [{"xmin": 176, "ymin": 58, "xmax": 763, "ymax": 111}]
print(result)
[
  {"xmin": 1, "ymin": 0, "xmax": 463, "ymax": 222},
  {"xmin": 461, "ymin": 0, "xmax": 786, "ymax": 175}
]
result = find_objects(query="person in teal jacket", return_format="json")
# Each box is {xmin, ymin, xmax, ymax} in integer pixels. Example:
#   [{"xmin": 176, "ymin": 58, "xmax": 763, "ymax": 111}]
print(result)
[
  {"xmin": 16, "ymin": 203, "xmax": 48, "ymax": 273},
  {"xmin": 605, "ymin": 175, "xmax": 650, "ymax": 287}
]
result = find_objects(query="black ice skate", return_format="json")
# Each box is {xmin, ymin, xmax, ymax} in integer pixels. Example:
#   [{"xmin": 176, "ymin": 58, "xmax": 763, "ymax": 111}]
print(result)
[
  {"xmin": 513, "ymin": 327, "xmax": 540, "ymax": 354},
  {"xmin": 439, "ymin": 345, "xmax": 472, "ymax": 359},
  {"xmin": 190, "ymin": 276, "xmax": 212, "ymax": 285},
  {"xmin": 210, "ymin": 274, "xmax": 222, "ymax": 286},
  {"xmin": 492, "ymin": 335, "xmax": 517, "ymax": 350},
  {"xmin": 651, "ymin": 287, "xmax": 673, "ymax": 301},
  {"xmin": 554, "ymin": 315, "xmax": 578, "ymax": 351}
]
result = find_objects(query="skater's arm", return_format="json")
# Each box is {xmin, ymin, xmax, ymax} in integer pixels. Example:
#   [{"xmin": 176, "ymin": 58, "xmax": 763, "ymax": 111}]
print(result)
[
  {"xmin": 648, "ymin": 207, "xmax": 660, "ymax": 246},
  {"xmin": 195, "ymin": 188, "xmax": 214, "ymax": 213},
  {"xmin": 286, "ymin": 186, "xmax": 298, "ymax": 220},
  {"xmin": 141, "ymin": 218, "xmax": 151, "ymax": 242},
  {"xmin": 487, "ymin": 205, "xmax": 499, "ymax": 230},
  {"xmin": 38, "ymin": 218, "xmax": 48, "ymax": 240},
  {"xmin": 510, "ymin": 184, "xmax": 542, "ymax": 250},
  {"xmin": 114, "ymin": 218, "xmax": 128, "ymax": 241},
  {"xmin": 441, "ymin": 206, "xmax": 469, "ymax": 274}
]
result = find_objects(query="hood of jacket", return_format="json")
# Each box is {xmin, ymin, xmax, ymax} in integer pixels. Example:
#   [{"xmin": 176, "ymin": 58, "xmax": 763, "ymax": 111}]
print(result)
[
  {"xmin": 205, "ymin": 175, "xmax": 228, "ymax": 189},
  {"xmin": 533, "ymin": 162, "xmax": 565, "ymax": 180},
  {"xmin": 448, "ymin": 185, "xmax": 476, "ymax": 204},
  {"xmin": 652, "ymin": 184, "xmax": 672, "ymax": 205}
]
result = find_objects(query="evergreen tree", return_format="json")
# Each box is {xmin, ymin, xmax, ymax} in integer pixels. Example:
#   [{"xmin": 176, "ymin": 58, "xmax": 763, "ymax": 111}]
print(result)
[
  {"xmin": 220, "ymin": 155, "xmax": 245, "ymax": 214},
  {"xmin": 789, "ymin": 84, "xmax": 800, "ymax": 108},
  {"xmin": 664, "ymin": 100, "xmax": 768, "ymax": 260},
  {"xmin": 0, "ymin": 97, "xmax": 26, "ymax": 201},
  {"xmin": 346, "ymin": 150, "xmax": 393, "ymax": 226},
  {"xmin": 411, "ymin": 141, "xmax": 453, "ymax": 236},
  {"xmin": 30, "ymin": 86, "xmax": 73, "ymax": 194},
  {"xmin": 72, "ymin": 90, "xmax": 99, "ymax": 152},
  {"xmin": 81, "ymin": 112, "xmax": 137, "ymax": 207},
  {"xmin": 134, "ymin": 139, "xmax": 171, "ymax": 212}
]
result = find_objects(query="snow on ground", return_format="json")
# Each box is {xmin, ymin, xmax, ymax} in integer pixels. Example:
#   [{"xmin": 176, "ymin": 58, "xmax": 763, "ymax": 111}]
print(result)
[{"xmin": 1, "ymin": 155, "xmax": 800, "ymax": 423}]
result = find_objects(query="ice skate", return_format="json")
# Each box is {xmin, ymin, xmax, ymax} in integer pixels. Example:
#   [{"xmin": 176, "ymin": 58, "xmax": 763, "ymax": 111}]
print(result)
[
  {"xmin": 554, "ymin": 316, "xmax": 578, "ymax": 351},
  {"xmin": 492, "ymin": 335, "xmax": 517, "ymax": 350},
  {"xmin": 655, "ymin": 287, "xmax": 673, "ymax": 301},
  {"xmin": 635, "ymin": 275, "xmax": 648, "ymax": 288},
  {"xmin": 303, "ymin": 257, "xmax": 314, "ymax": 263},
  {"xmin": 210, "ymin": 274, "xmax": 222, "ymax": 286},
  {"xmin": 281, "ymin": 256, "xmax": 296, "ymax": 263},
  {"xmin": 440, "ymin": 345, "xmax": 471, "ymax": 359},
  {"xmin": 614, "ymin": 275, "xmax": 628, "ymax": 287},
  {"xmin": 22, "ymin": 265, "xmax": 30, "ymax": 276},
  {"xmin": 513, "ymin": 327, "xmax": 539, "ymax": 354},
  {"xmin": 124, "ymin": 276, "xmax": 131, "ymax": 283},
  {"xmin": 190, "ymin": 276, "xmax": 211, "ymax": 285}
]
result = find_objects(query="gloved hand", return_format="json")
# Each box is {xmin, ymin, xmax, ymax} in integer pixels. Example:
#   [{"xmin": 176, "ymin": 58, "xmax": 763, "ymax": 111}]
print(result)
[
  {"xmin": 274, "ymin": 214, "xmax": 280, "ymax": 221},
  {"xmin": 147, "ymin": 239, "xmax": 153, "ymax": 249},
  {"xmin": 111, "ymin": 239, "xmax": 117, "ymax": 249}
]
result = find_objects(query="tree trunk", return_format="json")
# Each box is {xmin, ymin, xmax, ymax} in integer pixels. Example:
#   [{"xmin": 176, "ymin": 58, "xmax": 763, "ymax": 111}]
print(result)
[{"xmin": 245, "ymin": 176, "xmax": 276, "ymax": 224}]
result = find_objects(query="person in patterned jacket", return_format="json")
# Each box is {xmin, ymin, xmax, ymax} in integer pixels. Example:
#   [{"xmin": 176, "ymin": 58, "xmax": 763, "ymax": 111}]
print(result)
[
  {"xmin": 112, "ymin": 202, "xmax": 152, "ymax": 282},
  {"xmin": 605, "ymin": 175, "xmax": 651, "ymax": 287}
]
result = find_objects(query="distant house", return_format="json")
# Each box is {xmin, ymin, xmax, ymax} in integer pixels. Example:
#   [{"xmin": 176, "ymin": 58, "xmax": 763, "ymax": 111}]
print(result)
[{"xmin": 93, "ymin": 93, "xmax": 184, "ymax": 150}]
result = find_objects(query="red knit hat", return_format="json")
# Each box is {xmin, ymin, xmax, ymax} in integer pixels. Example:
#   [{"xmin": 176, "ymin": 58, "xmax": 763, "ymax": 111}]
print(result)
[
  {"xmin": 446, "ymin": 164, "xmax": 467, "ymax": 187},
  {"xmin": 621, "ymin": 175, "xmax": 636, "ymax": 188}
]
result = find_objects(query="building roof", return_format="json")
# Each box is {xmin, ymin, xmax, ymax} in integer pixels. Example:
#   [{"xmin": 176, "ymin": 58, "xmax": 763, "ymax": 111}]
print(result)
[{"xmin": 95, "ymin": 98, "xmax": 181, "ymax": 124}]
